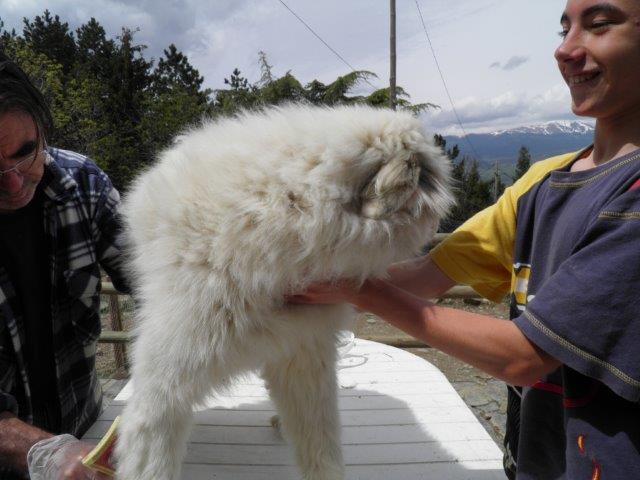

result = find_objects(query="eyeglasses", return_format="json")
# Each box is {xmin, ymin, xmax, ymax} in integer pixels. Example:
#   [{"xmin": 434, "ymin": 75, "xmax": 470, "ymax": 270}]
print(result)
[
  {"xmin": 0, "ymin": 58, "xmax": 49, "ymax": 180},
  {"xmin": 0, "ymin": 146, "xmax": 45, "ymax": 179}
]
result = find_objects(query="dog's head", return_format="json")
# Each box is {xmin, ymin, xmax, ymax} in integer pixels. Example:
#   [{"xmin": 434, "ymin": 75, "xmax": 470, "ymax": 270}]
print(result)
[
  {"xmin": 354, "ymin": 131, "xmax": 452, "ymax": 223},
  {"xmin": 259, "ymin": 104, "xmax": 454, "ymax": 279}
]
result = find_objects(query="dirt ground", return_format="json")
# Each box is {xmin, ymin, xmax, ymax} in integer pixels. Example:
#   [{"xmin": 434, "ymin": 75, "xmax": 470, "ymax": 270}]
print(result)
[{"xmin": 97, "ymin": 296, "xmax": 510, "ymax": 451}]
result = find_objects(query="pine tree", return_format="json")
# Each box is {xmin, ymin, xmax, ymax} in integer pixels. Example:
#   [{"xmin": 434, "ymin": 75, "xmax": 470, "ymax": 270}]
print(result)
[
  {"xmin": 152, "ymin": 44, "xmax": 210, "ymax": 102},
  {"xmin": 365, "ymin": 86, "xmax": 438, "ymax": 114},
  {"xmin": 433, "ymin": 134, "xmax": 460, "ymax": 161},
  {"xmin": 143, "ymin": 45, "xmax": 212, "ymax": 152},
  {"xmin": 92, "ymin": 28, "xmax": 152, "ymax": 190},
  {"xmin": 304, "ymin": 79, "xmax": 328, "ymax": 105},
  {"xmin": 259, "ymin": 72, "xmax": 305, "ymax": 105},
  {"xmin": 514, "ymin": 146, "xmax": 532, "ymax": 181},
  {"xmin": 321, "ymin": 70, "xmax": 376, "ymax": 105},
  {"xmin": 213, "ymin": 68, "xmax": 260, "ymax": 115},
  {"xmin": 75, "ymin": 18, "xmax": 115, "ymax": 79},
  {"xmin": 465, "ymin": 159, "xmax": 493, "ymax": 212},
  {"xmin": 439, "ymin": 153, "xmax": 495, "ymax": 232},
  {"xmin": 0, "ymin": 19, "xmax": 19, "ymax": 49},
  {"xmin": 490, "ymin": 160, "xmax": 507, "ymax": 201},
  {"xmin": 434, "ymin": 136, "xmax": 466, "ymax": 233},
  {"xmin": 22, "ymin": 10, "xmax": 77, "ymax": 74}
]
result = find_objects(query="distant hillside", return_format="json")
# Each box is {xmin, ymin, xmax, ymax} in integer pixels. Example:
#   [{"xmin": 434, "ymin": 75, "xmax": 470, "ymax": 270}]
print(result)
[{"xmin": 444, "ymin": 121, "xmax": 594, "ymax": 174}]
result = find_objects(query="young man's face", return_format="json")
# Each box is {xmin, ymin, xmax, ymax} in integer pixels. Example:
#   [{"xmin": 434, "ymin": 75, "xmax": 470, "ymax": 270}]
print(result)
[
  {"xmin": 0, "ymin": 110, "xmax": 46, "ymax": 213},
  {"xmin": 555, "ymin": 0, "xmax": 640, "ymax": 119}
]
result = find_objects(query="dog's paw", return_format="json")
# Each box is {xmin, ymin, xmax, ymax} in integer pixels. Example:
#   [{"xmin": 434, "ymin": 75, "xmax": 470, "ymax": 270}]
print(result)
[
  {"xmin": 270, "ymin": 414, "xmax": 282, "ymax": 433},
  {"xmin": 115, "ymin": 419, "xmax": 181, "ymax": 480},
  {"xmin": 301, "ymin": 466, "xmax": 346, "ymax": 480}
]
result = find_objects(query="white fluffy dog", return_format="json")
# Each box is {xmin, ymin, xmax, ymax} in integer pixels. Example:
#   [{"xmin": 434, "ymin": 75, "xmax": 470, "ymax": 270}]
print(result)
[{"xmin": 115, "ymin": 104, "xmax": 453, "ymax": 480}]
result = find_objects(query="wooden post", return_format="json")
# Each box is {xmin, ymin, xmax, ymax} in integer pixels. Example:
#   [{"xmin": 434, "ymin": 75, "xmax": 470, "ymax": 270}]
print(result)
[
  {"xmin": 390, "ymin": 0, "xmax": 397, "ymax": 110},
  {"xmin": 108, "ymin": 294, "xmax": 127, "ymax": 372}
]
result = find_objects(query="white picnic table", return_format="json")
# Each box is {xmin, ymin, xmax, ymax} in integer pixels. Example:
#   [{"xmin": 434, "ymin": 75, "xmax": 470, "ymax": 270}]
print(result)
[{"xmin": 84, "ymin": 339, "xmax": 505, "ymax": 479}]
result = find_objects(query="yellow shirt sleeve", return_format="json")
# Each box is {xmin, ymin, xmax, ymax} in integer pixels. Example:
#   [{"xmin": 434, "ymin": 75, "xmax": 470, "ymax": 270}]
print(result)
[{"xmin": 431, "ymin": 151, "xmax": 580, "ymax": 303}]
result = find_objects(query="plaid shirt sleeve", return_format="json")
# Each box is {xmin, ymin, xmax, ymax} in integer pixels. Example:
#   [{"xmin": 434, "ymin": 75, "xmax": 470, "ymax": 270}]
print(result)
[
  {"xmin": 91, "ymin": 171, "xmax": 131, "ymax": 294},
  {"xmin": 0, "ymin": 392, "xmax": 18, "ymax": 415},
  {"xmin": 0, "ymin": 277, "xmax": 21, "ymax": 417}
]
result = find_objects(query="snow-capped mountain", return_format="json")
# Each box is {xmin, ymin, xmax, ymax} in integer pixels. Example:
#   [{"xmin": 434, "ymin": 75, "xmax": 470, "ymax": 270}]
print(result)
[
  {"xmin": 490, "ymin": 120, "xmax": 594, "ymax": 136},
  {"xmin": 444, "ymin": 120, "xmax": 595, "ymax": 173}
]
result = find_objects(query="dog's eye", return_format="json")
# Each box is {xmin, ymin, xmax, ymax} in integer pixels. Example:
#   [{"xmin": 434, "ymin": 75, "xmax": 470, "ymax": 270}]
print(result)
[
  {"xmin": 407, "ymin": 153, "xmax": 420, "ymax": 170},
  {"xmin": 418, "ymin": 166, "xmax": 435, "ymax": 192},
  {"xmin": 360, "ymin": 170, "xmax": 379, "ymax": 197}
]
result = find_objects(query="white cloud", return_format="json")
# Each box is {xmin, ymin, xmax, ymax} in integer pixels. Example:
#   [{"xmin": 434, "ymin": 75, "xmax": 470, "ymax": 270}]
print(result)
[
  {"xmin": 0, "ymin": 0, "xmax": 256, "ymax": 62},
  {"xmin": 502, "ymin": 55, "xmax": 529, "ymax": 71},
  {"xmin": 422, "ymin": 83, "xmax": 578, "ymax": 135},
  {"xmin": 0, "ymin": 0, "xmax": 573, "ymax": 133},
  {"xmin": 489, "ymin": 56, "xmax": 530, "ymax": 71}
]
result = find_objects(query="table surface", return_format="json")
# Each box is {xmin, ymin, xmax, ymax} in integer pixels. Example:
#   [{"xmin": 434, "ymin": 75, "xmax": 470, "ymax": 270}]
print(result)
[{"xmin": 84, "ymin": 339, "xmax": 505, "ymax": 479}]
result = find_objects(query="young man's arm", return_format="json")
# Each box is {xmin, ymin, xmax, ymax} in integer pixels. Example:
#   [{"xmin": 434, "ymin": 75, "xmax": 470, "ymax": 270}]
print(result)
[
  {"xmin": 384, "ymin": 253, "xmax": 457, "ymax": 299},
  {"xmin": 289, "ymin": 278, "xmax": 560, "ymax": 386}
]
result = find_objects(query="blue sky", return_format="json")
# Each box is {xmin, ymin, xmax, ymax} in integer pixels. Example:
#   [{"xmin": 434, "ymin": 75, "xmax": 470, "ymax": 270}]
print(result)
[{"xmin": 0, "ymin": 0, "xmax": 578, "ymax": 134}]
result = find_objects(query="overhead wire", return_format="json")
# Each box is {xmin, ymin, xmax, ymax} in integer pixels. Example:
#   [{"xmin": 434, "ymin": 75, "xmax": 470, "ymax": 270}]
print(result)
[
  {"xmin": 275, "ymin": 0, "xmax": 380, "ymax": 91},
  {"xmin": 414, "ymin": 0, "xmax": 480, "ymax": 160}
]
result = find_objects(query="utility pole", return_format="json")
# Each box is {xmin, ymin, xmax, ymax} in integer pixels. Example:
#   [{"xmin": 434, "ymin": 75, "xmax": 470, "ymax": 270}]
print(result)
[
  {"xmin": 493, "ymin": 159, "xmax": 500, "ymax": 202},
  {"xmin": 390, "ymin": 0, "xmax": 397, "ymax": 110}
]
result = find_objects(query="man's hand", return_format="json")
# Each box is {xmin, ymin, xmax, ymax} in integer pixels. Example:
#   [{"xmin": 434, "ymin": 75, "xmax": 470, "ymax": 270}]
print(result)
[{"xmin": 27, "ymin": 435, "xmax": 110, "ymax": 480}]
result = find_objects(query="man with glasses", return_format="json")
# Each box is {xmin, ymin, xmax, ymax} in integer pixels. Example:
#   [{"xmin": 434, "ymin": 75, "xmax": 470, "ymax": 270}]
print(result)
[{"xmin": 0, "ymin": 52, "xmax": 128, "ymax": 479}]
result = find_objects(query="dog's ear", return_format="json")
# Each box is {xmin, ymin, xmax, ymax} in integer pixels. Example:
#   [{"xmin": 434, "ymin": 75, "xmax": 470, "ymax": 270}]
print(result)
[{"xmin": 361, "ymin": 153, "xmax": 420, "ymax": 219}]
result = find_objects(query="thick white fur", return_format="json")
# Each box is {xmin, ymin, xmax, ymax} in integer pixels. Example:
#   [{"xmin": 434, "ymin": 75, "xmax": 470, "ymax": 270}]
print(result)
[{"xmin": 115, "ymin": 104, "xmax": 453, "ymax": 480}]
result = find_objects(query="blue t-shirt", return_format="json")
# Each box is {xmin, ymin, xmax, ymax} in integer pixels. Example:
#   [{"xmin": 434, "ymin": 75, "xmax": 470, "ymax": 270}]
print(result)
[
  {"xmin": 512, "ymin": 149, "xmax": 640, "ymax": 478},
  {"xmin": 432, "ymin": 147, "xmax": 640, "ymax": 479}
]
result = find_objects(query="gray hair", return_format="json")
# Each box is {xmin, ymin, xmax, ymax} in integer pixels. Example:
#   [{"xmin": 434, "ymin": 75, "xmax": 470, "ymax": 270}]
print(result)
[{"xmin": 0, "ymin": 50, "xmax": 53, "ymax": 145}]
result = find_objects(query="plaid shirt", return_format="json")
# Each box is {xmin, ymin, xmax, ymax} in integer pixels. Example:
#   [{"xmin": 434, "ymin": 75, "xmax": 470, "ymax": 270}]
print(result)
[{"xmin": 0, "ymin": 148, "xmax": 129, "ymax": 441}]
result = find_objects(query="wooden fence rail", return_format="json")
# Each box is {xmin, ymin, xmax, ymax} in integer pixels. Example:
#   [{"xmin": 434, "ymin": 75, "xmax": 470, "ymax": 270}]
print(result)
[{"xmin": 98, "ymin": 287, "xmax": 480, "ymax": 350}]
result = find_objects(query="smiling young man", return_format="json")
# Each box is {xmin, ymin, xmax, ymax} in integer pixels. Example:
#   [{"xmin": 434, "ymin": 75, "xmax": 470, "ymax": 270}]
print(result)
[
  {"xmin": 289, "ymin": 1, "xmax": 640, "ymax": 478},
  {"xmin": 0, "ymin": 53, "xmax": 128, "ymax": 479}
]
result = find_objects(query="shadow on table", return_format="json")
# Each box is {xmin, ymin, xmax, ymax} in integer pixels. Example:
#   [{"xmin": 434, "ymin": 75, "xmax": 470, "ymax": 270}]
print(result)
[{"xmin": 87, "ymin": 387, "xmax": 506, "ymax": 480}]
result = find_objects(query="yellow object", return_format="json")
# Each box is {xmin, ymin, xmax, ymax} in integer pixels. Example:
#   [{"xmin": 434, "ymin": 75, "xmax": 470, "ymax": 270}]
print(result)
[{"xmin": 81, "ymin": 416, "xmax": 120, "ymax": 476}]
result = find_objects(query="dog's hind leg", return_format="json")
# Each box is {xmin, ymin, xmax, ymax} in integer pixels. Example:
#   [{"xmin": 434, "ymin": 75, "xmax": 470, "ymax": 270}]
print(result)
[
  {"xmin": 114, "ymin": 309, "xmax": 224, "ymax": 480},
  {"xmin": 262, "ymin": 337, "xmax": 344, "ymax": 480}
]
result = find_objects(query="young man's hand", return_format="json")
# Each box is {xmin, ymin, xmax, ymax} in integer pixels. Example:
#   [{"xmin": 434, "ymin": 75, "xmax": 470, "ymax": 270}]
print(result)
[{"xmin": 286, "ymin": 279, "xmax": 362, "ymax": 305}]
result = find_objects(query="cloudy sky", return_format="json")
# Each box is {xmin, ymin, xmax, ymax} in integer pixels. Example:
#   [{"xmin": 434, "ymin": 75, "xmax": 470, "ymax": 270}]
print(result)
[{"xmin": 0, "ymin": 0, "xmax": 578, "ymax": 134}]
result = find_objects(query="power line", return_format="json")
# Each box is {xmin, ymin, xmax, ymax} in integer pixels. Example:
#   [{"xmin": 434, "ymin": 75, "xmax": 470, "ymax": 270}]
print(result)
[
  {"xmin": 275, "ymin": 0, "xmax": 379, "ymax": 91},
  {"xmin": 414, "ymin": 0, "xmax": 480, "ymax": 160}
]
